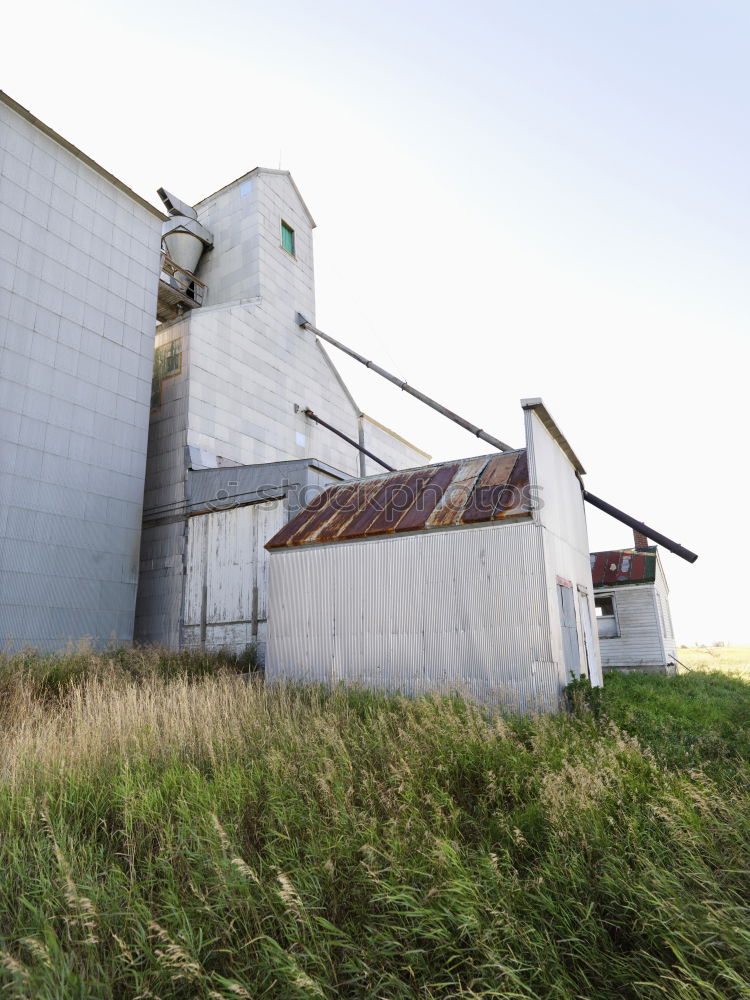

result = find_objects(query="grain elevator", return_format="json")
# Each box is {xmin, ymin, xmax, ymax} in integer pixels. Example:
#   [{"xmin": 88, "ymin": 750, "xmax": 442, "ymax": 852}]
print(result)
[
  {"xmin": 0, "ymin": 92, "xmax": 426, "ymax": 653},
  {"xmin": 135, "ymin": 168, "xmax": 427, "ymax": 659}
]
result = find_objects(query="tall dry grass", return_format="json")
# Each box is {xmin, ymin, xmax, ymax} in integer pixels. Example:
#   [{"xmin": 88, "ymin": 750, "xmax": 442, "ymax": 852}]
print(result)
[
  {"xmin": 0, "ymin": 651, "xmax": 749, "ymax": 998},
  {"xmin": 676, "ymin": 644, "xmax": 750, "ymax": 677}
]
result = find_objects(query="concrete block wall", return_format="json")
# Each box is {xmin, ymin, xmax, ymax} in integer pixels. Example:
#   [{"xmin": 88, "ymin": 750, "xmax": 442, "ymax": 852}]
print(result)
[
  {"xmin": 186, "ymin": 303, "xmax": 362, "ymax": 475},
  {"xmin": 193, "ymin": 169, "xmax": 315, "ymax": 325},
  {"xmin": 190, "ymin": 175, "xmax": 261, "ymax": 307},
  {"xmin": 183, "ymin": 169, "xmax": 431, "ymax": 479},
  {"xmin": 183, "ymin": 169, "xmax": 361, "ymax": 475},
  {"xmin": 142, "ymin": 319, "xmax": 190, "ymax": 512},
  {"xmin": 254, "ymin": 171, "xmax": 316, "ymax": 328},
  {"xmin": 0, "ymin": 95, "xmax": 162, "ymax": 650}
]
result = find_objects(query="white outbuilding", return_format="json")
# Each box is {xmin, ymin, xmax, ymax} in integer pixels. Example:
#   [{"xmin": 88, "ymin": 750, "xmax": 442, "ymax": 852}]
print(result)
[
  {"xmin": 590, "ymin": 541, "xmax": 677, "ymax": 674},
  {"xmin": 265, "ymin": 399, "xmax": 603, "ymax": 709}
]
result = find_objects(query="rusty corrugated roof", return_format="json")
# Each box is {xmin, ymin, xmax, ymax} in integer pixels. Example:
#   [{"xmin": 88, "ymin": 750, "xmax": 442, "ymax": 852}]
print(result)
[
  {"xmin": 590, "ymin": 547, "xmax": 657, "ymax": 587},
  {"xmin": 266, "ymin": 450, "xmax": 531, "ymax": 550}
]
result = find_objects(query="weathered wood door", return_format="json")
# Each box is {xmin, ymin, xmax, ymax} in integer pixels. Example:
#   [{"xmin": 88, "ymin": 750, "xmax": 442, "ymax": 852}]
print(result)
[
  {"xmin": 557, "ymin": 582, "xmax": 581, "ymax": 679},
  {"xmin": 578, "ymin": 588, "xmax": 595, "ymax": 678}
]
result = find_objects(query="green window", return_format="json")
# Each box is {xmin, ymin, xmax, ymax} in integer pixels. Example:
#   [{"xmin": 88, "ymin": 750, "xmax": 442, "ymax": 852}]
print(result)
[{"xmin": 281, "ymin": 221, "xmax": 295, "ymax": 257}]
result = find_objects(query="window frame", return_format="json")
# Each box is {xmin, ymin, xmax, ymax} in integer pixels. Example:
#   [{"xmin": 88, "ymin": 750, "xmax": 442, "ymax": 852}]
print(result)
[
  {"xmin": 280, "ymin": 220, "xmax": 296, "ymax": 258},
  {"xmin": 594, "ymin": 592, "xmax": 620, "ymax": 639}
]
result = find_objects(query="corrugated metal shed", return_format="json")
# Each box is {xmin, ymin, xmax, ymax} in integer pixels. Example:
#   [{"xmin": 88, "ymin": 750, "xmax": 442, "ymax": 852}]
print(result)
[
  {"xmin": 590, "ymin": 547, "xmax": 657, "ymax": 587},
  {"xmin": 266, "ymin": 397, "xmax": 604, "ymax": 704},
  {"xmin": 266, "ymin": 520, "xmax": 560, "ymax": 709},
  {"xmin": 266, "ymin": 450, "xmax": 530, "ymax": 549}
]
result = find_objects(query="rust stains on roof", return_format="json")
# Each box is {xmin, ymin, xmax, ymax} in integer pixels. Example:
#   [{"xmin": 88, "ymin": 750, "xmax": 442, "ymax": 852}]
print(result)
[
  {"xmin": 590, "ymin": 547, "xmax": 658, "ymax": 587},
  {"xmin": 394, "ymin": 462, "xmax": 460, "ymax": 533},
  {"xmin": 266, "ymin": 450, "xmax": 532, "ymax": 550},
  {"xmin": 461, "ymin": 452, "xmax": 520, "ymax": 524},
  {"xmin": 425, "ymin": 457, "xmax": 488, "ymax": 528}
]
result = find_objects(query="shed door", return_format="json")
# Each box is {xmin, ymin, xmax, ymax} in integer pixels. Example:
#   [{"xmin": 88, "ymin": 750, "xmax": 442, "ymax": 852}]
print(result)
[
  {"xmin": 557, "ymin": 582, "xmax": 581, "ymax": 679},
  {"xmin": 578, "ymin": 590, "xmax": 594, "ymax": 678}
]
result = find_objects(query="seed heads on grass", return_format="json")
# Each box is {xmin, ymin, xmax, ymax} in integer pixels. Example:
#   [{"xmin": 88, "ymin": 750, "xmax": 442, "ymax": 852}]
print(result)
[
  {"xmin": 0, "ymin": 951, "xmax": 29, "ymax": 984},
  {"xmin": 42, "ymin": 808, "xmax": 99, "ymax": 946},
  {"xmin": 274, "ymin": 867, "xmax": 303, "ymax": 917},
  {"xmin": 148, "ymin": 921, "xmax": 204, "ymax": 983},
  {"xmin": 18, "ymin": 937, "xmax": 50, "ymax": 969}
]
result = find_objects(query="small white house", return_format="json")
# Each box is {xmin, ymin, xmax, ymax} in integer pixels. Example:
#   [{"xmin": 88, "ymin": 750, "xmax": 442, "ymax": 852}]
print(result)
[
  {"xmin": 265, "ymin": 399, "xmax": 603, "ymax": 709},
  {"xmin": 590, "ymin": 540, "xmax": 677, "ymax": 673}
]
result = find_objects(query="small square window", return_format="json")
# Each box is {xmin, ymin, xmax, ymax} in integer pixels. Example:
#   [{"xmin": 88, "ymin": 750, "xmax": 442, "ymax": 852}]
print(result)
[
  {"xmin": 594, "ymin": 595, "xmax": 619, "ymax": 638},
  {"xmin": 281, "ymin": 221, "xmax": 295, "ymax": 257}
]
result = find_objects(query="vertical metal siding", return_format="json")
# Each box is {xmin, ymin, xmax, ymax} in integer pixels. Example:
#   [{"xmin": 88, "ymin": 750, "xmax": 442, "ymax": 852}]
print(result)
[
  {"xmin": 183, "ymin": 516, "xmax": 206, "ymax": 626},
  {"xmin": 182, "ymin": 501, "xmax": 285, "ymax": 658},
  {"xmin": 266, "ymin": 520, "xmax": 561, "ymax": 710}
]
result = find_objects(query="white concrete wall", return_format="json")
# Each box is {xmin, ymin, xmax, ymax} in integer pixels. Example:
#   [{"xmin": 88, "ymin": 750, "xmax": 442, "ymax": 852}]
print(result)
[
  {"xmin": 524, "ymin": 406, "xmax": 603, "ymax": 686},
  {"xmin": 188, "ymin": 170, "xmax": 426, "ymax": 476},
  {"xmin": 176, "ymin": 170, "xmax": 363, "ymax": 475},
  {"xmin": 194, "ymin": 170, "xmax": 315, "ymax": 323},
  {"xmin": 0, "ymin": 96, "xmax": 162, "ymax": 649},
  {"xmin": 185, "ymin": 303, "xmax": 362, "ymax": 475},
  {"xmin": 266, "ymin": 520, "xmax": 562, "ymax": 710},
  {"xmin": 192, "ymin": 173, "xmax": 263, "ymax": 306}
]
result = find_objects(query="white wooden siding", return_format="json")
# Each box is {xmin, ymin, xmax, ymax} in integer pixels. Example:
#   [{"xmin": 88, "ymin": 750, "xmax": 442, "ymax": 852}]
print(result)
[
  {"xmin": 596, "ymin": 583, "xmax": 668, "ymax": 668},
  {"xmin": 654, "ymin": 554, "xmax": 676, "ymax": 662}
]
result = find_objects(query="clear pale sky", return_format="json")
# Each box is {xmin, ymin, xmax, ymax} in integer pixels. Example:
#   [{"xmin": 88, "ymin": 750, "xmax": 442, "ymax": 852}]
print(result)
[{"xmin": 4, "ymin": 0, "xmax": 748, "ymax": 642}]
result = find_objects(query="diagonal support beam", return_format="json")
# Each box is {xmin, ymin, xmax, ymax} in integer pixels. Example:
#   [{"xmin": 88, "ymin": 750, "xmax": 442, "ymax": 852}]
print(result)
[
  {"xmin": 303, "ymin": 408, "xmax": 395, "ymax": 472},
  {"xmin": 297, "ymin": 314, "xmax": 514, "ymax": 452},
  {"xmin": 297, "ymin": 314, "xmax": 698, "ymax": 563}
]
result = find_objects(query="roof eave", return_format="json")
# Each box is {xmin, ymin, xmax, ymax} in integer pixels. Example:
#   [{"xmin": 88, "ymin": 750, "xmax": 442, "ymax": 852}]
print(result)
[{"xmin": 521, "ymin": 397, "xmax": 585, "ymax": 475}]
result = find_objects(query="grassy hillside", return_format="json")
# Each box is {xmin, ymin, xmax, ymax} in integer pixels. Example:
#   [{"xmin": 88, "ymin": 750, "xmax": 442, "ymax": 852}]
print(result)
[{"xmin": 0, "ymin": 649, "xmax": 749, "ymax": 999}]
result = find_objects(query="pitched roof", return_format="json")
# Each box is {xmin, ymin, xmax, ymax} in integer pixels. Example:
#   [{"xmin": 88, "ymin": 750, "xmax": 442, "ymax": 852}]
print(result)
[
  {"xmin": 590, "ymin": 547, "xmax": 657, "ymax": 587},
  {"xmin": 266, "ymin": 450, "xmax": 531, "ymax": 550},
  {"xmin": 194, "ymin": 167, "xmax": 316, "ymax": 227}
]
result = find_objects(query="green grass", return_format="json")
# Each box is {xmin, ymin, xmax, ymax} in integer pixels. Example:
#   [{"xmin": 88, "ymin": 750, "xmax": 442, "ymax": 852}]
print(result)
[
  {"xmin": 602, "ymin": 669, "xmax": 750, "ymax": 773},
  {"xmin": 0, "ymin": 650, "xmax": 749, "ymax": 999}
]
